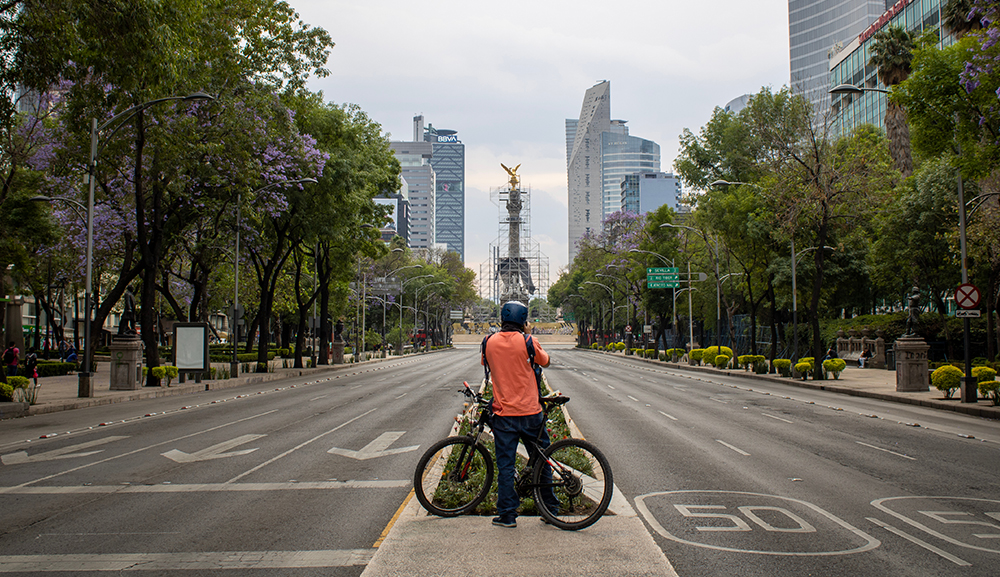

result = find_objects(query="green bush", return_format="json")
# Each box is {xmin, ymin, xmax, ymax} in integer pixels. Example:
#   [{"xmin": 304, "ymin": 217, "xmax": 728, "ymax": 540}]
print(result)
[
  {"xmin": 150, "ymin": 366, "xmax": 166, "ymax": 380},
  {"xmin": 644, "ymin": 348, "xmax": 656, "ymax": 359},
  {"xmin": 590, "ymin": 343, "xmax": 600, "ymax": 349},
  {"xmin": 36, "ymin": 362, "xmax": 75, "ymax": 377},
  {"xmin": 0, "ymin": 383, "xmax": 13, "ymax": 401},
  {"xmin": 978, "ymin": 378, "xmax": 1000, "ymax": 406},
  {"xmin": 6, "ymin": 376, "xmax": 29, "ymax": 389},
  {"xmin": 794, "ymin": 362, "xmax": 813, "ymax": 378},
  {"xmin": 823, "ymin": 358, "xmax": 847, "ymax": 379},
  {"xmin": 738, "ymin": 355, "xmax": 753, "ymax": 370},
  {"xmin": 667, "ymin": 348, "xmax": 684, "ymax": 361},
  {"xmin": 690, "ymin": 349, "xmax": 704, "ymax": 364},
  {"xmin": 751, "ymin": 355, "xmax": 768, "ymax": 374},
  {"xmin": 773, "ymin": 359, "xmax": 792, "ymax": 377},
  {"xmin": 615, "ymin": 342, "xmax": 626, "ymax": 351},
  {"xmin": 714, "ymin": 354, "xmax": 731, "ymax": 368},
  {"xmin": 931, "ymin": 365, "xmax": 964, "ymax": 399},
  {"xmin": 972, "ymin": 366, "xmax": 997, "ymax": 384},
  {"xmin": 703, "ymin": 346, "xmax": 734, "ymax": 361}
]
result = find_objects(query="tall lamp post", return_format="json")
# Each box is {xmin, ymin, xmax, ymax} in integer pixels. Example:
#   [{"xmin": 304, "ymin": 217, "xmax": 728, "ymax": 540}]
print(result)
[
  {"xmin": 38, "ymin": 92, "xmax": 214, "ymax": 397},
  {"xmin": 400, "ymin": 274, "xmax": 433, "ymax": 353},
  {"xmin": 832, "ymin": 82, "xmax": 979, "ymax": 400},
  {"xmin": 382, "ymin": 263, "xmax": 420, "ymax": 353},
  {"xmin": 229, "ymin": 177, "xmax": 316, "ymax": 377},
  {"xmin": 583, "ymin": 281, "xmax": 615, "ymax": 343},
  {"xmin": 629, "ymin": 248, "xmax": 676, "ymax": 350},
  {"xmin": 662, "ymin": 223, "xmax": 722, "ymax": 349},
  {"xmin": 415, "ymin": 282, "xmax": 445, "ymax": 350}
]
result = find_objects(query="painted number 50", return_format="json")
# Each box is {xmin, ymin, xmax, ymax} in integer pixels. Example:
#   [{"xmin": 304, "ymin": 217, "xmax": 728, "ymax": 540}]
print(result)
[{"xmin": 674, "ymin": 505, "xmax": 817, "ymax": 533}]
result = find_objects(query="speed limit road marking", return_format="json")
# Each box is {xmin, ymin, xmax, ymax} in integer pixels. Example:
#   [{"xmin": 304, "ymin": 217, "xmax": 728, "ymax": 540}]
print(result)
[{"xmin": 635, "ymin": 490, "xmax": 879, "ymax": 556}]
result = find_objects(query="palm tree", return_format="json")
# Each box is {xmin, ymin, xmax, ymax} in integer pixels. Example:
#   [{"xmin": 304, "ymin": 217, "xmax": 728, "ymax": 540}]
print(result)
[
  {"xmin": 869, "ymin": 26, "xmax": 917, "ymax": 178},
  {"xmin": 942, "ymin": 0, "xmax": 983, "ymax": 38}
]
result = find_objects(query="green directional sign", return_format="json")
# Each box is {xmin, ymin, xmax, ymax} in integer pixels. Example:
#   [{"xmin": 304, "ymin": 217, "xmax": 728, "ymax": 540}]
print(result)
[
  {"xmin": 647, "ymin": 274, "xmax": 679, "ymax": 282},
  {"xmin": 647, "ymin": 267, "xmax": 679, "ymax": 275},
  {"xmin": 647, "ymin": 281, "xmax": 680, "ymax": 289}
]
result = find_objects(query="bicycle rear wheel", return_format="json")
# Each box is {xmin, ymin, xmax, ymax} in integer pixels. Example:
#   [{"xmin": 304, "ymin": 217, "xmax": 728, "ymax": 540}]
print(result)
[
  {"xmin": 533, "ymin": 438, "xmax": 613, "ymax": 530},
  {"xmin": 413, "ymin": 436, "xmax": 493, "ymax": 517}
]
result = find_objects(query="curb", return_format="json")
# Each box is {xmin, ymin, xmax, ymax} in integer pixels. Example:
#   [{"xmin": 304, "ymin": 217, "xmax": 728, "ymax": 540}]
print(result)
[{"xmin": 583, "ymin": 349, "xmax": 1000, "ymax": 421}]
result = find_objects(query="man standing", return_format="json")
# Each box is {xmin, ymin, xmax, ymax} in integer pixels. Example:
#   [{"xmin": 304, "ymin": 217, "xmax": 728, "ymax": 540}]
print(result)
[
  {"xmin": 3, "ymin": 341, "xmax": 19, "ymax": 377},
  {"xmin": 481, "ymin": 301, "xmax": 553, "ymax": 528}
]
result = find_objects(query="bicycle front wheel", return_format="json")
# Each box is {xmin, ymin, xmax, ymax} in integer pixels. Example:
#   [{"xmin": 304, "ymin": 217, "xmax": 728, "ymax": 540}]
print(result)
[
  {"xmin": 413, "ymin": 436, "xmax": 493, "ymax": 517},
  {"xmin": 533, "ymin": 438, "xmax": 613, "ymax": 530}
]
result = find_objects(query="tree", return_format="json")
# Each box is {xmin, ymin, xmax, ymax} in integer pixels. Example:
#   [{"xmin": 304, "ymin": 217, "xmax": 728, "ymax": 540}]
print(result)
[
  {"xmin": 942, "ymin": 0, "xmax": 984, "ymax": 38},
  {"xmin": 870, "ymin": 25, "xmax": 918, "ymax": 177}
]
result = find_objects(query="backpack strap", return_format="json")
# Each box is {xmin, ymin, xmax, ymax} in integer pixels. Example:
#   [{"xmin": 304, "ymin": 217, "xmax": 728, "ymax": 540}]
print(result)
[{"xmin": 481, "ymin": 334, "xmax": 493, "ymax": 382}]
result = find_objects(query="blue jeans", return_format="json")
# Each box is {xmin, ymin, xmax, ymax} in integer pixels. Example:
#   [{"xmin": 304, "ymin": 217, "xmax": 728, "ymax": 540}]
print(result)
[
  {"xmin": 492, "ymin": 412, "xmax": 559, "ymax": 519},
  {"xmin": 6, "ymin": 365, "xmax": 16, "ymax": 377}
]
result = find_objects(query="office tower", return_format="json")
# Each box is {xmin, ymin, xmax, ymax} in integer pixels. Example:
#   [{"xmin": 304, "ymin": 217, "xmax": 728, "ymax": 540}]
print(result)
[
  {"xmin": 621, "ymin": 172, "xmax": 682, "ymax": 215},
  {"xmin": 788, "ymin": 0, "xmax": 885, "ymax": 115},
  {"xmin": 376, "ymin": 175, "xmax": 409, "ymax": 244},
  {"xmin": 601, "ymin": 120, "xmax": 660, "ymax": 216},
  {"xmin": 423, "ymin": 122, "xmax": 465, "ymax": 260},
  {"xmin": 389, "ymin": 140, "xmax": 435, "ymax": 250},
  {"xmin": 829, "ymin": 0, "xmax": 950, "ymax": 136},
  {"xmin": 566, "ymin": 81, "xmax": 611, "ymax": 263}
]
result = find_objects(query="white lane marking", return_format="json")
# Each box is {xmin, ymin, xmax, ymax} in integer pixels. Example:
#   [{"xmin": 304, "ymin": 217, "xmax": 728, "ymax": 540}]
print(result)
[
  {"xmin": 3, "ymin": 480, "xmax": 410, "ymax": 494},
  {"xmin": 627, "ymin": 395, "xmax": 640, "ymax": 402},
  {"xmin": 658, "ymin": 411, "xmax": 678, "ymax": 421},
  {"xmin": 607, "ymin": 385, "xmax": 616, "ymax": 390},
  {"xmin": 710, "ymin": 398, "xmax": 727, "ymax": 404},
  {"xmin": 762, "ymin": 413, "xmax": 793, "ymax": 424},
  {"xmin": 226, "ymin": 408, "xmax": 377, "ymax": 483},
  {"xmin": 2, "ymin": 437, "xmax": 129, "ymax": 465},
  {"xmin": 716, "ymin": 440, "xmax": 750, "ymax": 456},
  {"xmin": 856, "ymin": 441, "xmax": 916, "ymax": 461},
  {"xmin": 395, "ymin": 393, "xmax": 407, "ymax": 399},
  {"xmin": 0, "ymin": 550, "xmax": 374, "ymax": 572},
  {"xmin": 350, "ymin": 385, "xmax": 363, "ymax": 389},
  {"xmin": 867, "ymin": 517, "xmax": 970, "ymax": 566},
  {"xmin": 309, "ymin": 395, "xmax": 329, "ymax": 402},
  {"xmin": 7, "ymin": 412, "xmax": 277, "ymax": 490},
  {"xmin": 162, "ymin": 435, "xmax": 265, "ymax": 463},
  {"xmin": 328, "ymin": 432, "xmax": 420, "ymax": 460}
]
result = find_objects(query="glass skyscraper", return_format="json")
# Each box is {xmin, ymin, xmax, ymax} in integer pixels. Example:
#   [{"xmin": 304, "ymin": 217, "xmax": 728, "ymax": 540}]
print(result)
[
  {"xmin": 424, "ymin": 125, "xmax": 465, "ymax": 260},
  {"xmin": 788, "ymin": 0, "xmax": 886, "ymax": 115},
  {"xmin": 601, "ymin": 121, "xmax": 659, "ymax": 217}
]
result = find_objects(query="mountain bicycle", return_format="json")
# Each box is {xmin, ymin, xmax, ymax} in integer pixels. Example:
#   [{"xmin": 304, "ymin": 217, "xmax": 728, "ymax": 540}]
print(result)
[{"xmin": 413, "ymin": 381, "xmax": 613, "ymax": 530}]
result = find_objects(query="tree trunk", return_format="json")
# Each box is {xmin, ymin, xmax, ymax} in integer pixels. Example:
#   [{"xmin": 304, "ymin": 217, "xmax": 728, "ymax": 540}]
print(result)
[{"xmin": 885, "ymin": 102, "xmax": 914, "ymax": 178}]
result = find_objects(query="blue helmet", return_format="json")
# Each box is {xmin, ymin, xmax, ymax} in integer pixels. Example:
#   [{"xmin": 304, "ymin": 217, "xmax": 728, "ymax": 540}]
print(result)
[{"xmin": 500, "ymin": 301, "xmax": 529, "ymax": 326}]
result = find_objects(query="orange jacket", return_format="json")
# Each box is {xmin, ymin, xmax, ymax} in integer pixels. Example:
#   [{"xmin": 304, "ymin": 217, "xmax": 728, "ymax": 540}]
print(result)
[{"xmin": 482, "ymin": 331, "xmax": 550, "ymax": 416}]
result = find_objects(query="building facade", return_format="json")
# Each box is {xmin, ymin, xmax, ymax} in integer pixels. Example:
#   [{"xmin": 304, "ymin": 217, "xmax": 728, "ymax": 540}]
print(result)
[
  {"xmin": 389, "ymin": 140, "xmax": 435, "ymax": 250},
  {"xmin": 829, "ymin": 0, "xmax": 950, "ymax": 136},
  {"xmin": 566, "ymin": 81, "xmax": 611, "ymax": 263},
  {"xmin": 789, "ymin": 0, "xmax": 886, "ymax": 115},
  {"xmin": 423, "ymin": 123, "xmax": 465, "ymax": 260},
  {"xmin": 621, "ymin": 172, "xmax": 682, "ymax": 215},
  {"xmin": 601, "ymin": 120, "xmax": 660, "ymax": 216}
]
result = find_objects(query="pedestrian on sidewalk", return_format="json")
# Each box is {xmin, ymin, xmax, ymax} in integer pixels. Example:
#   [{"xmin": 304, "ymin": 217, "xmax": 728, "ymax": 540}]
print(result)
[
  {"xmin": 3, "ymin": 342, "xmax": 19, "ymax": 377},
  {"xmin": 25, "ymin": 346, "xmax": 38, "ymax": 386}
]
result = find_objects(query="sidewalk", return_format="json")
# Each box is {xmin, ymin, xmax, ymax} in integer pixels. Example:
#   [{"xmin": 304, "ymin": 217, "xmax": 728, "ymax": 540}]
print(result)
[
  {"xmin": 619, "ymin": 353, "xmax": 1000, "ymax": 421},
  {"xmin": 0, "ymin": 355, "xmax": 386, "ymax": 419}
]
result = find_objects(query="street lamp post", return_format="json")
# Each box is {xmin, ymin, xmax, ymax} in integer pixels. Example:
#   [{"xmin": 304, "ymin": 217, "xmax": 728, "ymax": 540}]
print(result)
[
  {"xmin": 229, "ymin": 178, "xmax": 316, "ymax": 377},
  {"xmin": 415, "ymin": 282, "xmax": 445, "ymax": 350},
  {"xmin": 37, "ymin": 92, "xmax": 214, "ymax": 397},
  {"xmin": 583, "ymin": 281, "xmax": 615, "ymax": 343},
  {"xmin": 662, "ymin": 223, "xmax": 722, "ymax": 350},
  {"xmin": 382, "ymin": 263, "xmax": 420, "ymax": 355},
  {"xmin": 629, "ymin": 248, "xmax": 676, "ymax": 350},
  {"xmin": 400, "ymin": 274, "xmax": 432, "ymax": 353}
]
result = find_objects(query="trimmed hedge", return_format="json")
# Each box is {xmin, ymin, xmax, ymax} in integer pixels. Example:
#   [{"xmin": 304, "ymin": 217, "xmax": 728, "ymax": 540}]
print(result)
[
  {"xmin": 931, "ymin": 365, "xmax": 964, "ymax": 398},
  {"xmin": 823, "ymin": 358, "xmax": 847, "ymax": 379},
  {"xmin": 773, "ymin": 359, "xmax": 792, "ymax": 377}
]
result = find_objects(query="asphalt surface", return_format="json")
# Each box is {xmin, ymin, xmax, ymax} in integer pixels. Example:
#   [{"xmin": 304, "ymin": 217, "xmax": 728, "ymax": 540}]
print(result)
[
  {"xmin": 550, "ymin": 348, "xmax": 1000, "ymax": 577},
  {"xmin": 3, "ymin": 345, "xmax": 999, "ymax": 576}
]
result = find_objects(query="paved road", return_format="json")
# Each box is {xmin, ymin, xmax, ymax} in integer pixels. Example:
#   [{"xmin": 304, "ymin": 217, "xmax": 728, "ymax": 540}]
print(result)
[
  {"xmin": 0, "ymin": 349, "xmax": 485, "ymax": 575},
  {"xmin": 547, "ymin": 347, "xmax": 1000, "ymax": 577}
]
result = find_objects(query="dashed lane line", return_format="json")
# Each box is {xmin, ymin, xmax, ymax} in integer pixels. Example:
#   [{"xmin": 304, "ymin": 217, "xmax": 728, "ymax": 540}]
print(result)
[
  {"xmin": 856, "ymin": 441, "xmax": 916, "ymax": 461},
  {"xmin": 762, "ymin": 413, "xmax": 793, "ymax": 424},
  {"xmin": 716, "ymin": 440, "xmax": 750, "ymax": 456},
  {"xmin": 658, "ymin": 411, "xmax": 678, "ymax": 421},
  {"xmin": 0, "ymin": 550, "xmax": 374, "ymax": 572},
  {"xmin": 1, "ymin": 480, "xmax": 409, "ymax": 495}
]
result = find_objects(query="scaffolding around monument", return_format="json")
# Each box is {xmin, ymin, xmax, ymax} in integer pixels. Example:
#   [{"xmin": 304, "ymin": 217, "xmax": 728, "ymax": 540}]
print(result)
[{"xmin": 476, "ymin": 181, "xmax": 551, "ymax": 318}]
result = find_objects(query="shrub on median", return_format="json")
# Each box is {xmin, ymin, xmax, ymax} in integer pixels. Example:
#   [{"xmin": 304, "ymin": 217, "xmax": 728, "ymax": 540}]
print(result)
[
  {"xmin": 690, "ymin": 349, "xmax": 704, "ymax": 365},
  {"xmin": 773, "ymin": 359, "xmax": 792, "ymax": 377},
  {"xmin": 823, "ymin": 358, "xmax": 847, "ymax": 380},
  {"xmin": 931, "ymin": 365, "xmax": 964, "ymax": 399},
  {"xmin": 713, "ymin": 354, "xmax": 731, "ymax": 369}
]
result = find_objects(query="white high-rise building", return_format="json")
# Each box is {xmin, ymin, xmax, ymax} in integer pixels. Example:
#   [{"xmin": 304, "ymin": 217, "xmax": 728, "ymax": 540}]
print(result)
[{"xmin": 389, "ymin": 141, "xmax": 435, "ymax": 250}]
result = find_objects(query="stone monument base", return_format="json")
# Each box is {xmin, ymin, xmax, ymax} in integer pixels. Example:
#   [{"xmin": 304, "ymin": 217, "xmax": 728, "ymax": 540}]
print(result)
[
  {"xmin": 894, "ymin": 337, "xmax": 930, "ymax": 392},
  {"xmin": 109, "ymin": 336, "xmax": 143, "ymax": 391},
  {"xmin": 330, "ymin": 341, "xmax": 345, "ymax": 365}
]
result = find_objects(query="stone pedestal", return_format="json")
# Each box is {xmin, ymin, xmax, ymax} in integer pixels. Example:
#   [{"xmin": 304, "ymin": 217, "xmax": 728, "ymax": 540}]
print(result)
[
  {"xmin": 894, "ymin": 337, "xmax": 930, "ymax": 392},
  {"xmin": 109, "ymin": 336, "xmax": 143, "ymax": 391},
  {"xmin": 330, "ymin": 341, "xmax": 345, "ymax": 365}
]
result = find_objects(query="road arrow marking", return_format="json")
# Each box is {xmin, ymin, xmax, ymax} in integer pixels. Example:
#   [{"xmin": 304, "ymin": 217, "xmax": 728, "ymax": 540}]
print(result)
[
  {"xmin": 162, "ymin": 434, "xmax": 265, "ymax": 463},
  {"xmin": 2, "ymin": 436, "xmax": 129, "ymax": 465},
  {"xmin": 328, "ymin": 432, "xmax": 419, "ymax": 460}
]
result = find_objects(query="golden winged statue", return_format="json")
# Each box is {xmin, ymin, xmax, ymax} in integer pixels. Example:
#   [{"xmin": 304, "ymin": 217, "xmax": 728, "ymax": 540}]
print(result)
[{"xmin": 501, "ymin": 162, "xmax": 521, "ymax": 190}]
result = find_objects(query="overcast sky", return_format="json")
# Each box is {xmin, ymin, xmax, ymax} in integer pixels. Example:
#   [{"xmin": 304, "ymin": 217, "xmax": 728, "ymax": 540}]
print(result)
[{"xmin": 294, "ymin": 0, "xmax": 791, "ymax": 282}]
